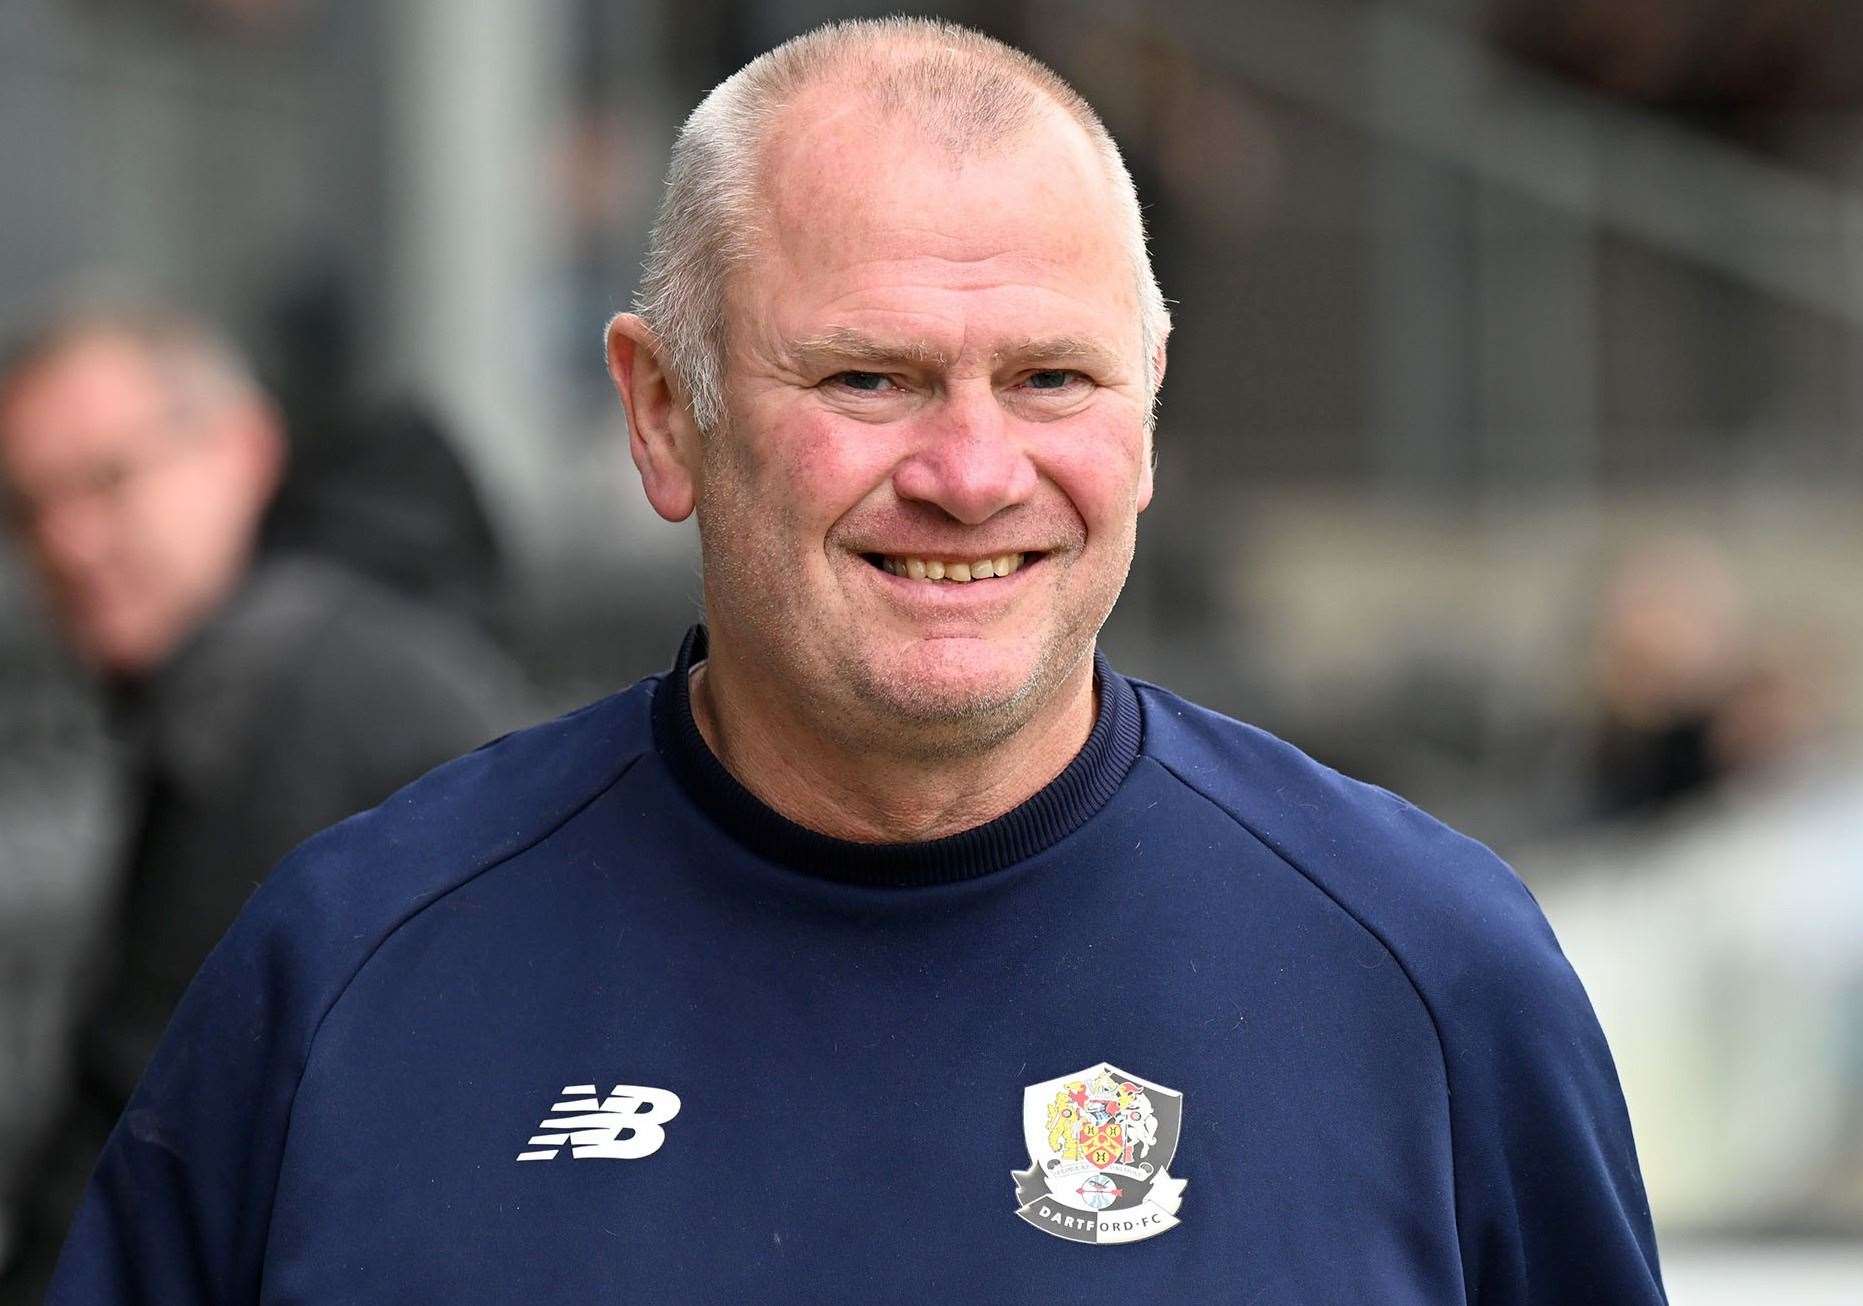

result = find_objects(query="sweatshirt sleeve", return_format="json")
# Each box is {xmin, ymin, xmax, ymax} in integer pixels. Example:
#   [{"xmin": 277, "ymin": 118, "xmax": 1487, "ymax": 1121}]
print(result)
[
  {"xmin": 45, "ymin": 830, "xmax": 356, "ymax": 1305},
  {"xmin": 1143, "ymin": 698, "xmax": 1668, "ymax": 1304},
  {"xmin": 1432, "ymin": 877, "xmax": 1667, "ymax": 1305},
  {"xmin": 41, "ymin": 678, "xmax": 648, "ymax": 1302},
  {"xmin": 44, "ymin": 690, "xmax": 643, "ymax": 1304}
]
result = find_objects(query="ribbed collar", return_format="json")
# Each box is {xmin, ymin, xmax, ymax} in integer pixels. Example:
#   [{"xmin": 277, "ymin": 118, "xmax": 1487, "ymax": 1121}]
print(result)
[{"xmin": 650, "ymin": 625, "xmax": 1143, "ymax": 887}]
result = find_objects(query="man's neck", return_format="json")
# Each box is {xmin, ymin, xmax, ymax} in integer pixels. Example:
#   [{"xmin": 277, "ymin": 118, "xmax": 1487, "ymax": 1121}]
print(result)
[{"xmin": 688, "ymin": 651, "xmax": 1098, "ymax": 845}]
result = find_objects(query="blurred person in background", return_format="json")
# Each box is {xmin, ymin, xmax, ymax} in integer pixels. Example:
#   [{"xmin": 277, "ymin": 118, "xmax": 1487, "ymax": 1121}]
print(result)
[
  {"xmin": 45, "ymin": 21, "xmax": 1659, "ymax": 1303},
  {"xmin": 0, "ymin": 301, "xmax": 532, "ymax": 1295},
  {"xmin": 1587, "ymin": 536, "xmax": 1825, "ymax": 823}
]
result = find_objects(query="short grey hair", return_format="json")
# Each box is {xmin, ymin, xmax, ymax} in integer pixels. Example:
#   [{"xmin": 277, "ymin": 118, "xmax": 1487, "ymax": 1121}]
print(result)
[
  {"xmin": 629, "ymin": 17, "xmax": 1171, "ymax": 435},
  {"xmin": 0, "ymin": 294, "xmax": 264, "ymax": 424}
]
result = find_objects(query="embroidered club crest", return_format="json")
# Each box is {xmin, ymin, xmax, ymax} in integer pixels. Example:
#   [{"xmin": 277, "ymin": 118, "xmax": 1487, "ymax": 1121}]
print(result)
[{"xmin": 1011, "ymin": 1061, "xmax": 1186, "ymax": 1244}]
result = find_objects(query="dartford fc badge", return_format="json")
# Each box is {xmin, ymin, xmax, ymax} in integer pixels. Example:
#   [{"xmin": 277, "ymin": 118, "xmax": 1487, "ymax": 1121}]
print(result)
[{"xmin": 1011, "ymin": 1062, "xmax": 1186, "ymax": 1244}]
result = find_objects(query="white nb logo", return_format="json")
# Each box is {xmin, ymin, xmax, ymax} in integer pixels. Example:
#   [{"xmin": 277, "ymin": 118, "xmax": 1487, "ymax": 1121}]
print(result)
[{"xmin": 516, "ymin": 1083, "xmax": 682, "ymax": 1161}]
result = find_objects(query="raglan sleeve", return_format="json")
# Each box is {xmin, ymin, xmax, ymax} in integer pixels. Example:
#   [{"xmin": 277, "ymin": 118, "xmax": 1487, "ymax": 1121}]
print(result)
[
  {"xmin": 44, "ymin": 834, "xmax": 352, "ymax": 1305},
  {"xmin": 1434, "ymin": 857, "xmax": 1668, "ymax": 1304}
]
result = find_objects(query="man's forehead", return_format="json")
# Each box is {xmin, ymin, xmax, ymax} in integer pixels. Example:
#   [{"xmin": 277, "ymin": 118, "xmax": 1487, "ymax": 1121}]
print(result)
[
  {"xmin": 746, "ymin": 100, "xmax": 1124, "ymax": 281},
  {"xmin": 1, "ymin": 336, "xmax": 174, "ymax": 460},
  {"xmin": 10, "ymin": 333, "xmax": 164, "ymax": 404},
  {"xmin": 748, "ymin": 83, "xmax": 1110, "ymax": 240},
  {"xmin": 714, "ymin": 72, "xmax": 1141, "ymax": 373}
]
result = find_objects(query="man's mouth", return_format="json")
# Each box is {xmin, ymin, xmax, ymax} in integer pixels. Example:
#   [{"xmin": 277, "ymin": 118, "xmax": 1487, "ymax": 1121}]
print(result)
[{"xmin": 862, "ymin": 552, "xmax": 1036, "ymax": 583}]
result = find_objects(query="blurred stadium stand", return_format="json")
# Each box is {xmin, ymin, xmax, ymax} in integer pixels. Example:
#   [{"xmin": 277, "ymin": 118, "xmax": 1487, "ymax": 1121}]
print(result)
[{"xmin": 3, "ymin": 0, "xmax": 1860, "ymax": 1293}]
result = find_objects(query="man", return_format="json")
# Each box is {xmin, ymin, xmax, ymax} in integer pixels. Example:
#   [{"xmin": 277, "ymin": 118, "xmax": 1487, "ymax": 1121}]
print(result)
[
  {"xmin": 0, "ymin": 305, "xmax": 529, "ymax": 1290},
  {"xmin": 49, "ymin": 20, "xmax": 1664, "ymax": 1303}
]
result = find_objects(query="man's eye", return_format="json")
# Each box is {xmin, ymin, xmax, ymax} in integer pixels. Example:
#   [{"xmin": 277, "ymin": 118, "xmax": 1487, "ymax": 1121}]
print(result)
[
  {"xmin": 1024, "ymin": 370, "xmax": 1080, "ymax": 391},
  {"xmin": 830, "ymin": 371, "xmax": 893, "ymax": 392},
  {"xmin": 86, "ymin": 460, "xmax": 136, "ymax": 495}
]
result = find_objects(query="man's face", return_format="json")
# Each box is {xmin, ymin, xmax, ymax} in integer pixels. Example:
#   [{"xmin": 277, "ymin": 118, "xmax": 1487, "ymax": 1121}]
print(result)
[
  {"xmin": 693, "ymin": 93, "xmax": 1156, "ymax": 753},
  {"xmin": 0, "ymin": 336, "xmax": 269, "ymax": 677}
]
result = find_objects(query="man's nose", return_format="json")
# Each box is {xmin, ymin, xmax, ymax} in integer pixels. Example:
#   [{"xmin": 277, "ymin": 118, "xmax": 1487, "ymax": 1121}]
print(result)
[{"xmin": 891, "ymin": 384, "xmax": 1037, "ymax": 525}]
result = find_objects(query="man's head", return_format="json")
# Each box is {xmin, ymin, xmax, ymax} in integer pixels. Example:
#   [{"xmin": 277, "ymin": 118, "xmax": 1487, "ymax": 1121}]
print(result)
[
  {"xmin": 609, "ymin": 19, "xmax": 1168, "ymax": 760},
  {"xmin": 0, "ymin": 306, "xmax": 285, "ymax": 678},
  {"xmin": 624, "ymin": 18, "xmax": 1170, "ymax": 439}
]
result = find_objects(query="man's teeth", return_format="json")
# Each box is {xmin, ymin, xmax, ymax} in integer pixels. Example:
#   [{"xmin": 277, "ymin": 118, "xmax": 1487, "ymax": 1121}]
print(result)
[{"xmin": 879, "ymin": 552, "xmax": 1026, "ymax": 582}]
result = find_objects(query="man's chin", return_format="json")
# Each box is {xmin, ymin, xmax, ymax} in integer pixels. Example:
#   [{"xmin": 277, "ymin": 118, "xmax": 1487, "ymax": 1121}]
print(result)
[
  {"xmin": 70, "ymin": 612, "xmax": 182, "ymax": 681},
  {"xmin": 840, "ymin": 636, "xmax": 1064, "ymax": 741}
]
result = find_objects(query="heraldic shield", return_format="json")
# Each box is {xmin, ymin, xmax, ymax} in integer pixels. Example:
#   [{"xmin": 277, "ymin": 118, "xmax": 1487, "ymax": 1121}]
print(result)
[{"xmin": 1011, "ymin": 1061, "xmax": 1186, "ymax": 1245}]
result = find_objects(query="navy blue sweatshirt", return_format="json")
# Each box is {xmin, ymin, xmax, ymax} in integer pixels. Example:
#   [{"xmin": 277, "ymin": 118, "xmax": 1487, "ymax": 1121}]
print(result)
[{"xmin": 51, "ymin": 628, "xmax": 1664, "ymax": 1303}]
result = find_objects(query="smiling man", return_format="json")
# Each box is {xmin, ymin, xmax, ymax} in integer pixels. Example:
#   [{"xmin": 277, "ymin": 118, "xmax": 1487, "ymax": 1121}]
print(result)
[{"xmin": 50, "ymin": 19, "xmax": 1664, "ymax": 1305}]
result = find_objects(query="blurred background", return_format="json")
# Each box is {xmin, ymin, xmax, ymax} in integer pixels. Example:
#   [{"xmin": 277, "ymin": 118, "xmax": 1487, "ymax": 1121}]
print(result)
[{"xmin": 2, "ymin": 0, "xmax": 1860, "ymax": 1298}]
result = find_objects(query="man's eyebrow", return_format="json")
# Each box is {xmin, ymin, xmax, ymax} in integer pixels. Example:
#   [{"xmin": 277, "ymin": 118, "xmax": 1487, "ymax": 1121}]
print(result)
[
  {"xmin": 787, "ymin": 329, "xmax": 953, "ymax": 370},
  {"xmin": 990, "ymin": 336, "xmax": 1126, "ymax": 373},
  {"xmin": 787, "ymin": 330, "xmax": 1128, "ymax": 375}
]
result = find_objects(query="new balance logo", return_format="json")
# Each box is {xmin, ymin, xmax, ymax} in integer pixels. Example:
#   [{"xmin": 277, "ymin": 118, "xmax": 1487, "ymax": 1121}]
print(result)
[{"xmin": 516, "ymin": 1083, "xmax": 682, "ymax": 1161}]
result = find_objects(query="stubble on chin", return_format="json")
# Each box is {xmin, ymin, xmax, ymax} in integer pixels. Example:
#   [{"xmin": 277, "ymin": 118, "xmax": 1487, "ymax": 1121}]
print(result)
[{"xmin": 832, "ymin": 620, "xmax": 1095, "ymax": 763}]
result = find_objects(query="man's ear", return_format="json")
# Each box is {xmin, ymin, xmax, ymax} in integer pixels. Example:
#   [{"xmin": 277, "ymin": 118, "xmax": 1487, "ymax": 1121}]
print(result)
[
  {"xmin": 607, "ymin": 313, "xmax": 702, "ymax": 522},
  {"xmin": 220, "ymin": 396, "xmax": 288, "ymax": 516}
]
